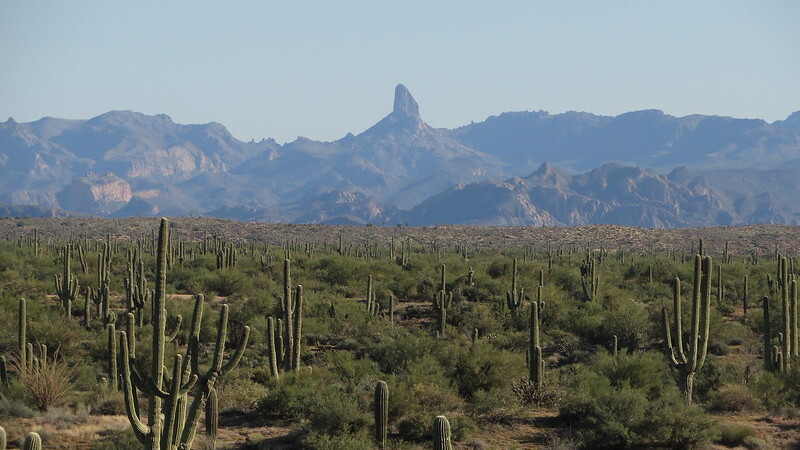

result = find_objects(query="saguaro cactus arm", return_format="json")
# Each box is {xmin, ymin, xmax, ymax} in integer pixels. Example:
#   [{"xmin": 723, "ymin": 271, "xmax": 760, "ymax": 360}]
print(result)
[
  {"xmin": 119, "ymin": 331, "xmax": 151, "ymax": 444},
  {"xmin": 661, "ymin": 254, "xmax": 711, "ymax": 403}
]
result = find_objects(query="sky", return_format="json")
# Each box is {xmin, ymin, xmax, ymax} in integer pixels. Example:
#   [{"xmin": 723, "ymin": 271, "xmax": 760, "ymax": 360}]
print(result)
[{"xmin": 1, "ymin": 1, "xmax": 799, "ymax": 144}]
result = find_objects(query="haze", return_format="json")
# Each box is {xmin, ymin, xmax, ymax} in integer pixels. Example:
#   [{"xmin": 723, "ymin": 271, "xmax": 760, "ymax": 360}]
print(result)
[{"xmin": 1, "ymin": 1, "xmax": 798, "ymax": 143}]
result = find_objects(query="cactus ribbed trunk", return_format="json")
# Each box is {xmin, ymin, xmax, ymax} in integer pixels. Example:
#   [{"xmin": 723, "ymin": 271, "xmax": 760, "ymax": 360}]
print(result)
[
  {"xmin": 266, "ymin": 317, "xmax": 280, "ymax": 378},
  {"xmin": 432, "ymin": 416, "xmax": 453, "ymax": 450},
  {"xmin": 19, "ymin": 298, "xmax": 27, "ymax": 368},
  {"xmin": 205, "ymin": 387, "xmax": 218, "ymax": 449},
  {"xmin": 529, "ymin": 296, "xmax": 544, "ymax": 389},
  {"xmin": 743, "ymin": 274, "xmax": 748, "ymax": 315},
  {"xmin": 679, "ymin": 372, "xmax": 694, "ymax": 404},
  {"xmin": 282, "ymin": 259, "xmax": 294, "ymax": 372},
  {"xmin": 292, "ymin": 285, "xmax": 303, "ymax": 372},
  {"xmin": 151, "ymin": 218, "xmax": 169, "ymax": 449},
  {"xmin": 22, "ymin": 432, "xmax": 41, "ymax": 450},
  {"xmin": 107, "ymin": 323, "xmax": 118, "ymax": 391},
  {"xmin": 374, "ymin": 380, "xmax": 389, "ymax": 449},
  {"xmin": 764, "ymin": 296, "xmax": 773, "ymax": 372}
]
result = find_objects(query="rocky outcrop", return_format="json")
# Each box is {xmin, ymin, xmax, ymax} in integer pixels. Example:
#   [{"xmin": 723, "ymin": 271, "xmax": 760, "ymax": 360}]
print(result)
[
  {"xmin": 400, "ymin": 163, "xmax": 746, "ymax": 227},
  {"xmin": 393, "ymin": 84, "xmax": 421, "ymax": 119},
  {"xmin": 58, "ymin": 172, "xmax": 132, "ymax": 215}
]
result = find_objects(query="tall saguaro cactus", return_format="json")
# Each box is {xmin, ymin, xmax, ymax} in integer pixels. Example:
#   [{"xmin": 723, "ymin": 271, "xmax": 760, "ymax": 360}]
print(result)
[
  {"xmin": 266, "ymin": 316, "xmax": 280, "ymax": 379},
  {"xmin": 435, "ymin": 290, "xmax": 452, "ymax": 335},
  {"xmin": 91, "ymin": 242, "xmax": 113, "ymax": 325},
  {"xmin": 119, "ymin": 218, "xmax": 249, "ymax": 450},
  {"xmin": 763, "ymin": 296, "xmax": 773, "ymax": 372},
  {"xmin": 506, "ymin": 258, "xmax": 524, "ymax": 312},
  {"xmin": 266, "ymin": 260, "xmax": 303, "ymax": 375},
  {"xmin": 124, "ymin": 249, "xmax": 150, "ymax": 326},
  {"xmin": 374, "ymin": 380, "xmax": 389, "ymax": 449},
  {"xmin": 282, "ymin": 259, "xmax": 294, "ymax": 372},
  {"xmin": 529, "ymin": 287, "xmax": 545, "ymax": 389},
  {"xmin": 54, "ymin": 243, "xmax": 79, "ymax": 316},
  {"xmin": 661, "ymin": 255, "xmax": 712, "ymax": 403},
  {"xmin": 18, "ymin": 298, "xmax": 27, "ymax": 368},
  {"xmin": 581, "ymin": 254, "xmax": 598, "ymax": 301}
]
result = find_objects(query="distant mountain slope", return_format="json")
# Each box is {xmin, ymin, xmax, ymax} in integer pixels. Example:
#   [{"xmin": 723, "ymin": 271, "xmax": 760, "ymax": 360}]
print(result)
[
  {"xmin": 0, "ymin": 113, "xmax": 277, "ymax": 212},
  {"xmin": 401, "ymin": 163, "xmax": 798, "ymax": 227},
  {"xmin": 0, "ymin": 202, "xmax": 72, "ymax": 218},
  {"xmin": 234, "ymin": 85, "xmax": 504, "ymax": 208},
  {"xmin": 1, "ymin": 85, "xmax": 799, "ymax": 227},
  {"xmin": 452, "ymin": 109, "xmax": 800, "ymax": 172}
]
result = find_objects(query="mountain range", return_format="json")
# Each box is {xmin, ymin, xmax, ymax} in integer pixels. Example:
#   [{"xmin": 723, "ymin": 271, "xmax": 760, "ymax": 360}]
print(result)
[{"xmin": 1, "ymin": 84, "xmax": 799, "ymax": 227}]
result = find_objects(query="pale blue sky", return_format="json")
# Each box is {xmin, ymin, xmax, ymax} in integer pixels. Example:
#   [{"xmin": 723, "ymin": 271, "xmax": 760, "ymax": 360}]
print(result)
[{"xmin": 1, "ymin": 1, "xmax": 798, "ymax": 143}]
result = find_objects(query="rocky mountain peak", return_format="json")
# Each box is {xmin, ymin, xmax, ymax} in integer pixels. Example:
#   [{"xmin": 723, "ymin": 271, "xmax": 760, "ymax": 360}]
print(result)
[{"xmin": 392, "ymin": 84, "xmax": 420, "ymax": 119}]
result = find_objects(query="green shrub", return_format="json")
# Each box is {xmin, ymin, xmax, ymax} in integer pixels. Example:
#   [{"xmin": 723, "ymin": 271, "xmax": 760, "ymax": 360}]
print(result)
[
  {"xmin": 298, "ymin": 430, "xmax": 375, "ymax": 450},
  {"xmin": 560, "ymin": 364, "xmax": 715, "ymax": 448},
  {"xmin": 708, "ymin": 340, "xmax": 730, "ymax": 356},
  {"xmin": 709, "ymin": 384, "xmax": 763, "ymax": 412},
  {"xmin": 90, "ymin": 428, "xmax": 141, "ymax": 450},
  {"xmin": 216, "ymin": 373, "xmax": 268, "ymax": 412},
  {"xmin": 716, "ymin": 422, "xmax": 757, "ymax": 447},
  {"xmin": 307, "ymin": 389, "xmax": 369, "ymax": 436},
  {"xmin": 748, "ymin": 371, "xmax": 789, "ymax": 412},
  {"xmin": 742, "ymin": 435, "xmax": 771, "ymax": 450},
  {"xmin": 449, "ymin": 342, "xmax": 521, "ymax": 398}
]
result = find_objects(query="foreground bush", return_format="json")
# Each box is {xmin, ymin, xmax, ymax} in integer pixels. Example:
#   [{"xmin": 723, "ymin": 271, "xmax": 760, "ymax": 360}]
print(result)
[{"xmin": 559, "ymin": 352, "xmax": 717, "ymax": 449}]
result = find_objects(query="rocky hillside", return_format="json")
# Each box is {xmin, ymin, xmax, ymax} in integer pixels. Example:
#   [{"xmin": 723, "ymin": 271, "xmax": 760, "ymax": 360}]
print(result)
[
  {"xmin": 1, "ymin": 85, "xmax": 799, "ymax": 226},
  {"xmin": 401, "ymin": 163, "xmax": 798, "ymax": 227}
]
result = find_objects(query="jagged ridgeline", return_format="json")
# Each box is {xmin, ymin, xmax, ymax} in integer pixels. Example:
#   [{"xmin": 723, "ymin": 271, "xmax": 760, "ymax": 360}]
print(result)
[
  {"xmin": 0, "ymin": 221, "xmax": 798, "ymax": 448},
  {"xmin": 2, "ymin": 85, "xmax": 800, "ymax": 226}
]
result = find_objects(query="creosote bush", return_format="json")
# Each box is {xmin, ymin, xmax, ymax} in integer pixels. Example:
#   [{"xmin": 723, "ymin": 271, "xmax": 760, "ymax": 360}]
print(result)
[{"xmin": 10, "ymin": 349, "xmax": 76, "ymax": 411}]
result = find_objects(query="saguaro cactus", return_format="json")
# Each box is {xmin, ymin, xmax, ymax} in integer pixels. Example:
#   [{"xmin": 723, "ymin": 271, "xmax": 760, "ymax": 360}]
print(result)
[
  {"xmin": 432, "ymin": 415, "xmax": 453, "ymax": 450},
  {"xmin": 205, "ymin": 387, "xmax": 218, "ymax": 449},
  {"xmin": 581, "ymin": 254, "xmax": 598, "ymax": 301},
  {"xmin": 266, "ymin": 316, "xmax": 280, "ymax": 378},
  {"xmin": 374, "ymin": 380, "xmax": 389, "ymax": 449},
  {"xmin": 366, "ymin": 274, "xmax": 377, "ymax": 315},
  {"xmin": 775, "ymin": 256, "xmax": 797, "ymax": 370},
  {"xmin": 267, "ymin": 262, "xmax": 303, "ymax": 375},
  {"xmin": 292, "ymin": 285, "xmax": 304, "ymax": 371},
  {"xmin": 529, "ymin": 289, "xmax": 545, "ymax": 389},
  {"xmin": 763, "ymin": 296, "xmax": 773, "ymax": 372},
  {"xmin": 22, "ymin": 432, "xmax": 41, "ymax": 450},
  {"xmin": 54, "ymin": 243, "xmax": 79, "ymax": 316},
  {"xmin": 124, "ymin": 250, "xmax": 150, "ymax": 326},
  {"xmin": 0, "ymin": 356, "xmax": 8, "ymax": 386},
  {"xmin": 119, "ymin": 218, "xmax": 249, "ymax": 450},
  {"xmin": 506, "ymin": 258, "xmax": 524, "ymax": 313},
  {"xmin": 18, "ymin": 298, "xmax": 28, "ymax": 368},
  {"xmin": 107, "ymin": 323, "xmax": 118, "ymax": 391},
  {"xmin": 435, "ymin": 290, "xmax": 452, "ymax": 335},
  {"xmin": 743, "ymin": 274, "xmax": 748, "ymax": 316},
  {"xmin": 282, "ymin": 259, "xmax": 294, "ymax": 372},
  {"xmin": 661, "ymin": 255, "xmax": 712, "ymax": 403}
]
